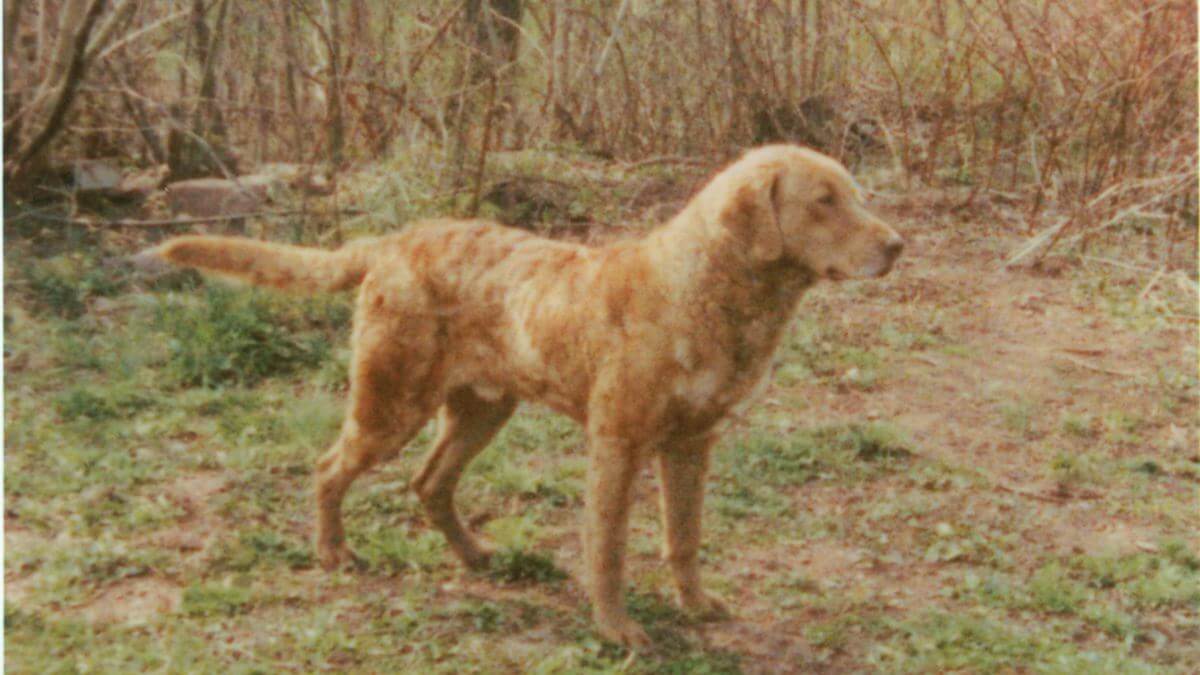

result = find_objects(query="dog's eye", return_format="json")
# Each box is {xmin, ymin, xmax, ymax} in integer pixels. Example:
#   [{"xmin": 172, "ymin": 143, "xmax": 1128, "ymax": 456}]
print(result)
[{"xmin": 818, "ymin": 193, "xmax": 836, "ymax": 206}]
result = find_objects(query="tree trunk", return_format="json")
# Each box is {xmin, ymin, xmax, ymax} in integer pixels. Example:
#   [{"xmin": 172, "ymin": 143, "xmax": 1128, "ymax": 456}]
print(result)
[
  {"xmin": 277, "ymin": 0, "xmax": 304, "ymax": 162},
  {"xmin": 323, "ymin": 0, "xmax": 344, "ymax": 169},
  {"xmin": 8, "ymin": 0, "xmax": 106, "ymax": 181},
  {"xmin": 168, "ymin": 0, "xmax": 237, "ymax": 181},
  {"xmin": 446, "ymin": 0, "xmax": 522, "ymax": 188}
]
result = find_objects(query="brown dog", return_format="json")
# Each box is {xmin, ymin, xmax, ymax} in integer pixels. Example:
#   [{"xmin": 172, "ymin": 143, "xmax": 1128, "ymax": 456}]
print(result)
[{"xmin": 151, "ymin": 145, "xmax": 902, "ymax": 646}]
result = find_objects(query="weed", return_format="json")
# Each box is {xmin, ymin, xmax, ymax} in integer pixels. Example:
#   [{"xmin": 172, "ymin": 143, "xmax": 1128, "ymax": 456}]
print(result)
[
  {"xmin": 1059, "ymin": 411, "xmax": 1097, "ymax": 438},
  {"xmin": 922, "ymin": 522, "xmax": 997, "ymax": 565},
  {"xmin": 625, "ymin": 590, "xmax": 686, "ymax": 627},
  {"xmin": 1103, "ymin": 410, "xmax": 1144, "ymax": 445},
  {"xmin": 55, "ymin": 383, "xmax": 156, "ymax": 421},
  {"xmin": 1128, "ymin": 457, "xmax": 1163, "ymax": 477},
  {"xmin": 880, "ymin": 322, "xmax": 941, "ymax": 350},
  {"xmin": 1073, "ymin": 549, "xmax": 1200, "ymax": 609},
  {"xmin": 154, "ymin": 285, "xmax": 330, "ymax": 386},
  {"xmin": 9, "ymin": 538, "xmax": 166, "ymax": 605},
  {"xmin": 488, "ymin": 548, "xmax": 567, "ymax": 584},
  {"xmin": 1155, "ymin": 365, "xmax": 1199, "ymax": 414},
  {"xmin": 458, "ymin": 601, "xmax": 508, "ymax": 633},
  {"xmin": 713, "ymin": 423, "xmax": 912, "ymax": 523},
  {"xmin": 1048, "ymin": 451, "xmax": 1103, "ymax": 487},
  {"xmin": 483, "ymin": 513, "xmax": 544, "ymax": 550},
  {"xmin": 1028, "ymin": 562, "xmax": 1087, "ymax": 614},
  {"xmin": 807, "ymin": 614, "xmax": 870, "ymax": 652},
  {"xmin": 181, "ymin": 582, "xmax": 254, "ymax": 617},
  {"xmin": 356, "ymin": 524, "xmax": 445, "ymax": 573},
  {"xmin": 837, "ymin": 423, "xmax": 914, "ymax": 461},
  {"xmin": 870, "ymin": 611, "xmax": 1157, "ymax": 673},
  {"xmin": 1082, "ymin": 604, "xmax": 1141, "ymax": 642},
  {"xmin": 837, "ymin": 347, "xmax": 885, "ymax": 390},
  {"xmin": 20, "ymin": 254, "xmax": 128, "ymax": 318},
  {"xmin": 647, "ymin": 651, "xmax": 743, "ymax": 675},
  {"xmin": 210, "ymin": 529, "xmax": 313, "ymax": 572},
  {"xmin": 998, "ymin": 398, "xmax": 1037, "ymax": 437}
]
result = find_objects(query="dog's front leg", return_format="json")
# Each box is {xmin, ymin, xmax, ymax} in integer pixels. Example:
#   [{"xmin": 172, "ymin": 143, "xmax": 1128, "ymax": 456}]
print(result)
[
  {"xmin": 658, "ymin": 434, "xmax": 730, "ymax": 620},
  {"xmin": 583, "ymin": 433, "xmax": 652, "ymax": 648}
]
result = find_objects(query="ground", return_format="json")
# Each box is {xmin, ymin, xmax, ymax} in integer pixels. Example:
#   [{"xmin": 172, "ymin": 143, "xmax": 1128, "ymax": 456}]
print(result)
[{"xmin": 4, "ymin": 152, "xmax": 1198, "ymax": 673}]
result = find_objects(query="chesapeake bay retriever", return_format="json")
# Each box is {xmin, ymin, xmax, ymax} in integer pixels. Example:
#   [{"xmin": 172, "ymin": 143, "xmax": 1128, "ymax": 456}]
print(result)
[{"xmin": 149, "ymin": 144, "xmax": 903, "ymax": 646}]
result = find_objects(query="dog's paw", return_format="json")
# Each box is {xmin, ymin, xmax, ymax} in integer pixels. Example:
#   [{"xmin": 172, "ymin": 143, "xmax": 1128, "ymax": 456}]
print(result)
[
  {"xmin": 318, "ymin": 543, "xmax": 365, "ymax": 572},
  {"xmin": 459, "ymin": 543, "xmax": 495, "ymax": 571},
  {"xmin": 595, "ymin": 611, "xmax": 652, "ymax": 649},
  {"xmin": 679, "ymin": 591, "xmax": 731, "ymax": 621}
]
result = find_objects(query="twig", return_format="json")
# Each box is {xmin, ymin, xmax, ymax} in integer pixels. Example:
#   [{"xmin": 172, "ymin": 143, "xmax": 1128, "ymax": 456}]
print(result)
[
  {"xmin": 1081, "ymin": 255, "xmax": 1160, "ymax": 274},
  {"xmin": 1173, "ymin": 271, "xmax": 1199, "ymax": 296},
  {"xmin": 1137, "ymin": 266, "xmax": 1168, "ymax": 301},
  {"xmin": 13, "ymin": 209, "xmax": 365, "ymax": 228},
  {"xmin": 995, "ymin": 483, "xmax": 1068, "ymax": 503},
  {"xmin": 94, "ymin": 7, "xmax": 188, "ymax": 61},
  {"xmin": 1055, "ymin": 352, "xmax": 1143, "ymax": 378},
  {"xmin": 618, "ymin": 155, "xmax": 709, "ymax": 170},
  {"xmin": 1004, "ymin": 216, "xmax": 1068, "ymax": 268},
  {"xmin": 995, "ymin": 483, "xmax": 1102, "ymax": 503},
  {"xmin": 593, "ymin": 0, "xmax": 632, "ymax": 79},
  {"xmin": 468, "ymin": 75, "xmax": 499, "ymax": 217}
]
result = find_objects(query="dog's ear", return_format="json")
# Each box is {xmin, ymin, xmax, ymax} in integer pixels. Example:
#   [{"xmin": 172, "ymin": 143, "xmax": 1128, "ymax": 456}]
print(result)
[{"xmin": 720, "ymin": 168, "xmax": 784, "ymax": 262}]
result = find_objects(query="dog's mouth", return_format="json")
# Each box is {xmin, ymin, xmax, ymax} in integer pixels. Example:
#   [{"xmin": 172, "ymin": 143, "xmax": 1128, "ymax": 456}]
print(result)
[
  {"xmin": 869, "ymin": 258, "xmax": 897, "ymax": 278},
  {"xmin": 825, "ymin": 259, "xmax": 897, "ymax": 281}
]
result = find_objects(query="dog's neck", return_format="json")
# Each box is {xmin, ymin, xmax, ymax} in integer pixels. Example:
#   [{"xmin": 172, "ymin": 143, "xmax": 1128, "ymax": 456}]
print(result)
[{"xmin": 647, "ymin": 208, "xmax": 816, "ymax": 317}]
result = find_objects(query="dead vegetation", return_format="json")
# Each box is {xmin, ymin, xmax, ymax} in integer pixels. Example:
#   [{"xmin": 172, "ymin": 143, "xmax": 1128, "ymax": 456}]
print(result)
[{"xmin": 3, "ymin": 1, "xmax": 1196, "ymax": 261}]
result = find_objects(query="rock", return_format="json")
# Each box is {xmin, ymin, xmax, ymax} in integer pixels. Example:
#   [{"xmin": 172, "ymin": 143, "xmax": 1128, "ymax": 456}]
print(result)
[
  {"xmin": 73, "ymin": 159, "xmax": 122, "ymax": 191},
  {"xmin": 163, "ymin": 177, "xmax": 270, "ymax": 219},
  {"xmin": 117, "ymin": 165, "xmax": 168, "ymax": 197},
  {"xmin": 254, "ymin": 163, "xmax": 333, "ymax": 195}
]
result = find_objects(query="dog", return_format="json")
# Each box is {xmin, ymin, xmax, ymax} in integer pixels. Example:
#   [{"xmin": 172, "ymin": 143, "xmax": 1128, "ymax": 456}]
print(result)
[{"xmin": 149, "ymin": 145, "xmax": 903, "ymax": 646}]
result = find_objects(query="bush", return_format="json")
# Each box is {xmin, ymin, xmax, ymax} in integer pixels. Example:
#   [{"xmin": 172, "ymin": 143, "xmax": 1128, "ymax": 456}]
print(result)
[
  {"xmin": 488, "ymin": 548, "xmax": 567, "ymax": 584},
  {"xmin": 155, "ymin": 285, "xmax": 330, "ymax": 387},
  {"xmin": 21, "ymin": 255, "xmax": 128, "ymax": 318},
  {"xmin": 54, "ymin": 384, "xmax": 155, "ymax": 421}
]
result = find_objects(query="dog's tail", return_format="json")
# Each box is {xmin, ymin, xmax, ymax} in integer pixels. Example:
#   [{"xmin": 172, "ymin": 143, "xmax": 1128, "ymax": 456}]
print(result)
[{"xmin": 144, "ymin": 235, "xmax": 372, "ymax": 293}]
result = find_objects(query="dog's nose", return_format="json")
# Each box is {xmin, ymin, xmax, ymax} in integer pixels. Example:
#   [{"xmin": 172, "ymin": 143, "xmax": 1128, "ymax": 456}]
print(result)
[{"xmin": 884, "ymin": 237, "xmax": 905, "ymax": 260}]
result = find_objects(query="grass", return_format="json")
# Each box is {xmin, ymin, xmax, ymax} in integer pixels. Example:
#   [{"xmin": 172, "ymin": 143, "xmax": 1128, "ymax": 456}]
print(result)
[
  {"xmin": 4, "ymin": 161, "xmax": 1197, "ymax": 673},
  {"xmin": 17, "ymin": 252, "xmax": 129, "ymax": 319},
  {"xmin": 153, "ymin": 285, "xmax": 339, "ymax": 387},
  {"xmin": 488, "ymin": 549, "xmax": 569, "ymax": 585}
]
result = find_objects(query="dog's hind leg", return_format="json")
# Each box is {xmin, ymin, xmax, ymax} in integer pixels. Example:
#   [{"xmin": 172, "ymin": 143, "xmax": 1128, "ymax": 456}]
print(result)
[
  {"xmin": 411, "ymin": 386, "xmax": 516, "ymax": 570},
  {"xmin": 315, "ymin": 303, "xmax": 438, "ymax": 572},
  {"xmin": 315, "ymin": 404, "xmax": 431, "ymax": 571}
]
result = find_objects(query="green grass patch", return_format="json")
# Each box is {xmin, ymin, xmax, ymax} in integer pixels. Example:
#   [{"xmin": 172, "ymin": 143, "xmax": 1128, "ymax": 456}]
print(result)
[
  {"xmin": 54, "ymin": 382, "xmax": 158, "ymax": 421},
  {"xmin": 209, "ymin": 529, "xmax": 314, "ymax": 572},
  {"xmin": 7, "ymin": 538, "xmax": 167, "ymax": 606},
  {"xmin": 713, "ymin": 423, "xmax": 913, "ymax": 521},
  {"xmin": 1073, "ymin": 544, "xmax": 1200, "ymax": 610},
  {"xmin": 488, "ymin": 548, "xmax": 567, "ymax": 584},
  {"xmin": 180, "ymin": 582, "xmax": 254, "ymax": 617},
  {"xmin": 355, "ymin": 523, "xmax": 446, "ymax": 573},
  {"xmin": 153, "ymin": 285, "xmax": 338, "ymax": 387},
  {"xmin": 19, "ymin": 253, "xmax": 129, "ymax": 318},
  {"xmin": 870, "ymin": 610, "xmax": 1159, "ymax": 673}
]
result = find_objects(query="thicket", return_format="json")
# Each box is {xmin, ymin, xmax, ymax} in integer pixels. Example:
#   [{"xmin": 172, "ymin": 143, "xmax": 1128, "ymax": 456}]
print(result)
[{"xmin": 4, "ymin": 1, "xmax": 1196, "ymax": 250}]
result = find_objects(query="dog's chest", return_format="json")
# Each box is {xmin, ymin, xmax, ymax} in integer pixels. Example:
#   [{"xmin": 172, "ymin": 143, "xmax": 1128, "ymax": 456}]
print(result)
[{"xmin": 667, "ymin": 321, "xmax": 781, "ymax": 425}]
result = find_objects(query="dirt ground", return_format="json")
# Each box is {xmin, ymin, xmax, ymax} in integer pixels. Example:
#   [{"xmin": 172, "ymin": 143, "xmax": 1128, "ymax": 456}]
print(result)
[{"xmin": 5, "ymin": 172, "xmax": 1198, "ymax": 672}]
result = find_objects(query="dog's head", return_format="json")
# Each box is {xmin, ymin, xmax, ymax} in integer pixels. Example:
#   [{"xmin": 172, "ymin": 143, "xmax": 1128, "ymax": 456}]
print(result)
[{"xmin": 715, "ymin": 145, "xmax": 903, "ymax": 280}]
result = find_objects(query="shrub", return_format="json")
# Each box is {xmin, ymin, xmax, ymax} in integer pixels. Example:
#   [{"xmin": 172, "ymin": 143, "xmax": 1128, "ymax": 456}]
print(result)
[
  {"xmin": 21, "ymin": 255, "xmax": 128, "ymax": 318},
  {"xmin": 155, "ymin": 285, "xmax": 329, "ymax": 387}
]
